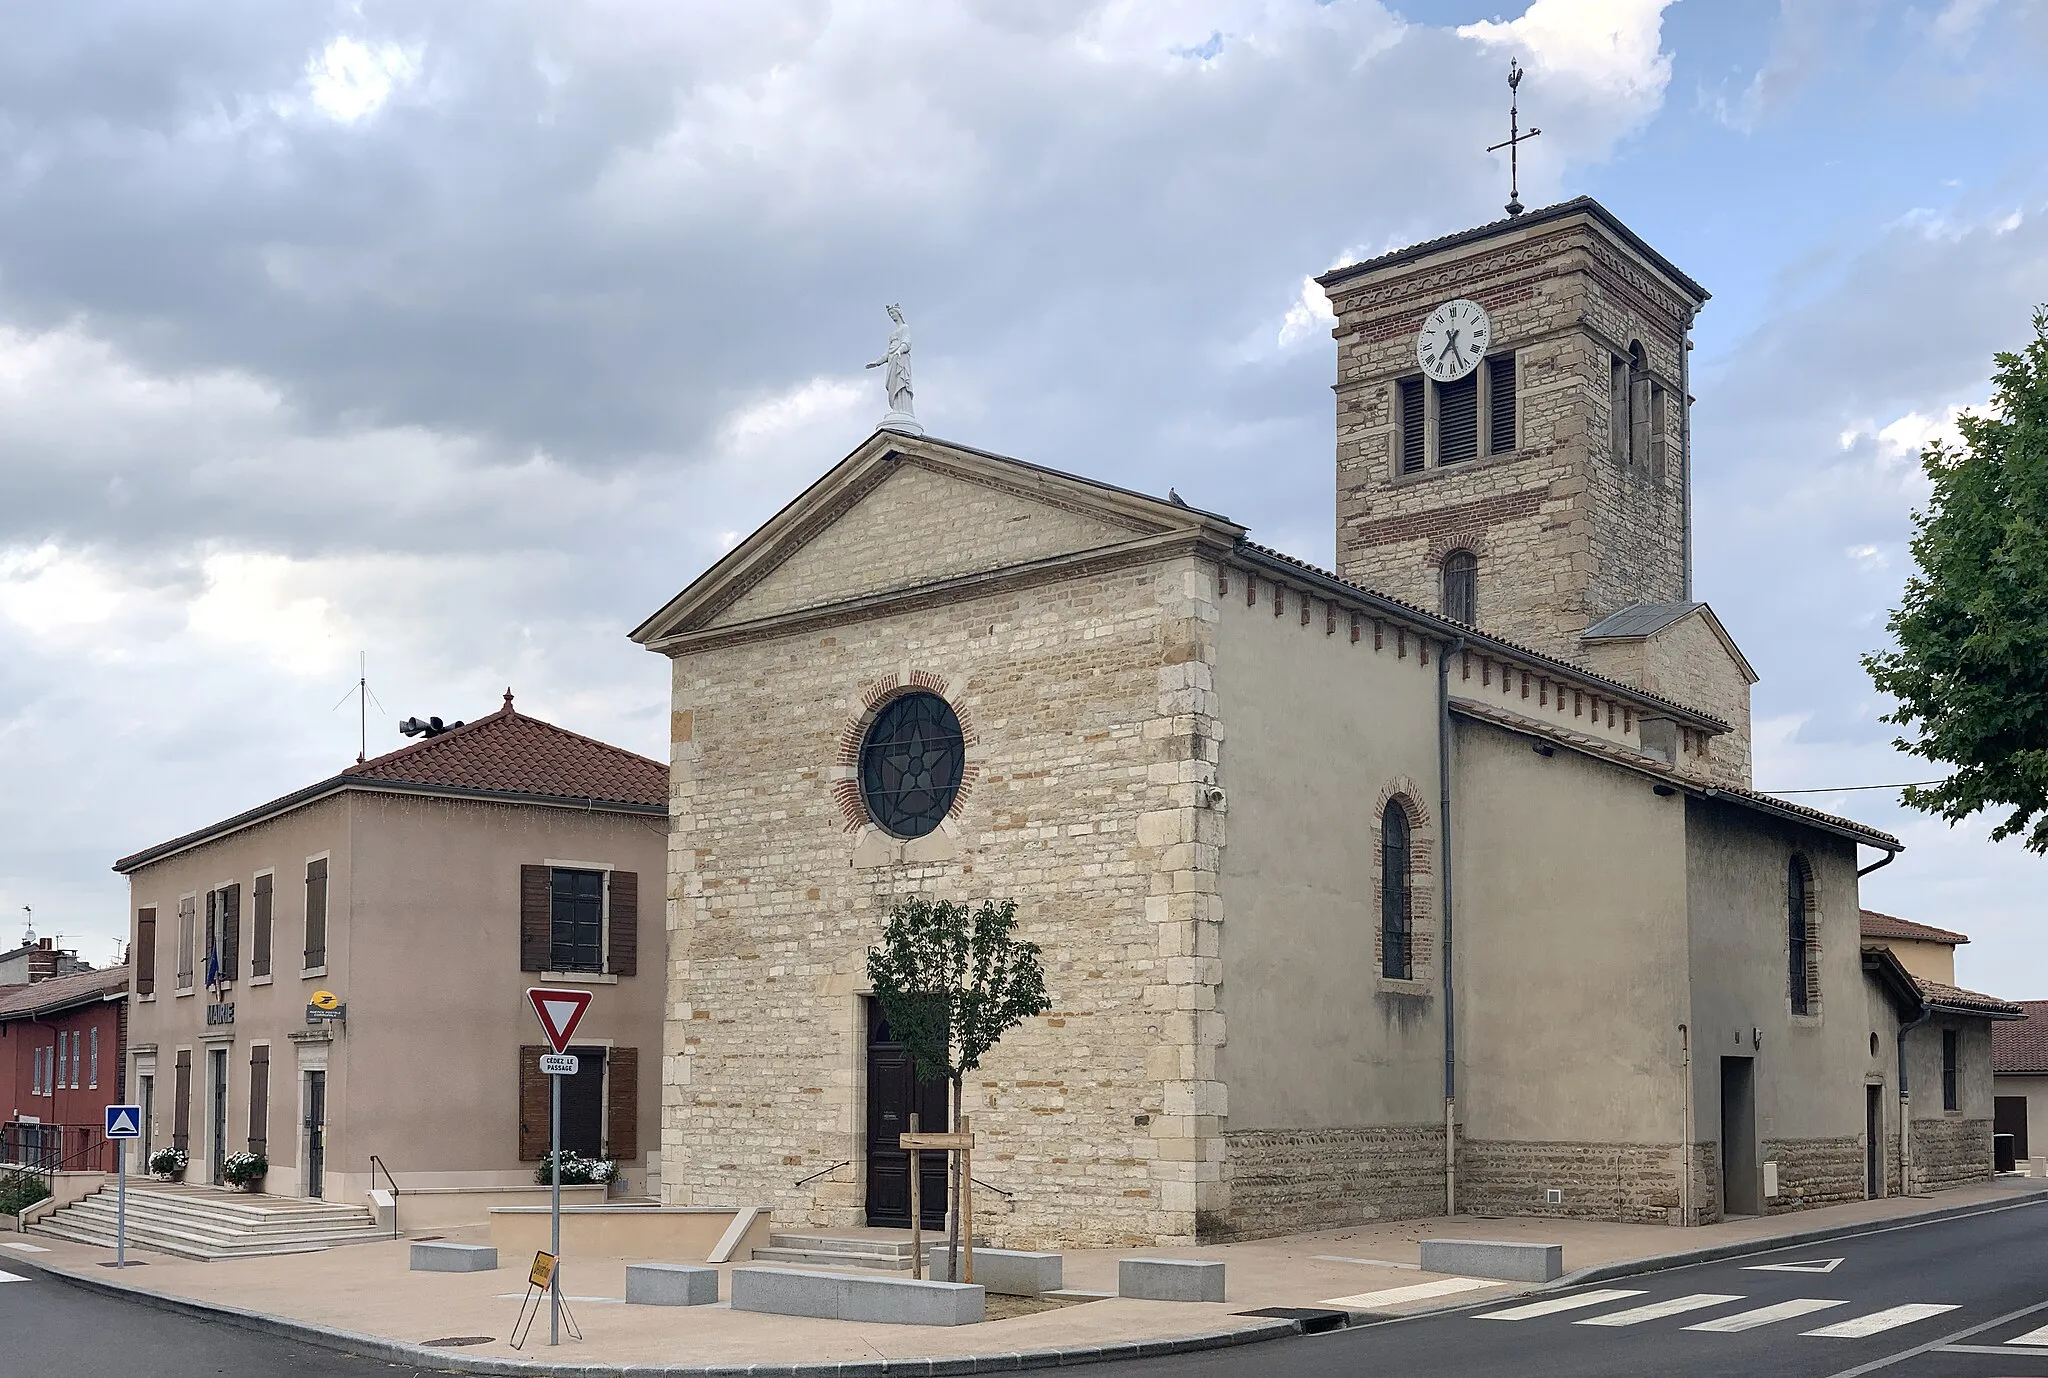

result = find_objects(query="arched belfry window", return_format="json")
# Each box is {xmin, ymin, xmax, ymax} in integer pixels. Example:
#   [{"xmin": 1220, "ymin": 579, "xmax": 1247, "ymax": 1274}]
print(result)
[
  {"xmin": 1381, "ymin": 802, "xmax": 1413, "ymax": 980},
  {"xmin": 1787, "ymin": 855, "xmax": 1816, "ymax": 1015},
  {"xmin": 1441, "ymin": 550, "xmax": 1478, "ymax": 626},
  {"xmin": 859, "ymin": 692, "xmax": 966, "ymax": 839}
]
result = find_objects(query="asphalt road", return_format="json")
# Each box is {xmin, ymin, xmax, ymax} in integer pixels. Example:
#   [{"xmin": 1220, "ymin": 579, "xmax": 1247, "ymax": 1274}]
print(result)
[
  {"xmin": 4, "ymin": 1198, "xmax": 2047, "ymax": 1377},
  {"xmin": 1101, "ymin": 1195, "xmax": 2048, "ymax": 1378}
]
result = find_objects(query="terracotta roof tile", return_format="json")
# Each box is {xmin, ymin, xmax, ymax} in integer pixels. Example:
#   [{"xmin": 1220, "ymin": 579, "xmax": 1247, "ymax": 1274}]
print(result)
[
  {"xmin": 115, "ymin": 696, "xmax": 666, "ymax": 873},
  {"xmin": 1994, "ymin": 1001, "xmax": 2048, "ymax": 1073},
  {"xmin": 1913, "ymin": 975, "xmax": 2024, "ymax": 1021},
  {"xmin": 1861, "ymin": 909, "xmax": 1970, "ymax": 946},
  {"xmin": 342, "ymin": 700, "xmax": 665, "ymax": 808},
  {"xmin": 0, "ymin": 964, "xmax": 128, "ymax": 1020}
]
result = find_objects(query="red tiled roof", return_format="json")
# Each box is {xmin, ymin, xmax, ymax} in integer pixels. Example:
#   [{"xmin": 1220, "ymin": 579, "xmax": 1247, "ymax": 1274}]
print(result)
[
  {"xmin": 115, "ymin": 696, "xmax": 666, "ymax": 873},
  {"xmin": 1861, "ymin": 910, "xmax": 1970, "ymax": 946},
  {"xmin": 341, "ymin": 699, "xmax": 666, "ymax": 808},
  {"xmin": 1914, "ymin": 975, "xmax": 2024, "ymax": 1021},
  {"xmin": 1994, "ymin": 1001, "xmax": 2048, "ymax": 1073},
  {"xmin": 0, "ymin": 965, "xmax": 128, "ymax": 1020}
]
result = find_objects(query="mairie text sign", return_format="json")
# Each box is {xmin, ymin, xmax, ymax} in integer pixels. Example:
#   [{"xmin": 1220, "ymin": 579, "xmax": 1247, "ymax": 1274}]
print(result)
[{"xmin": 526, "ymin": 987, "xmax": 593, "ymax": 1055}]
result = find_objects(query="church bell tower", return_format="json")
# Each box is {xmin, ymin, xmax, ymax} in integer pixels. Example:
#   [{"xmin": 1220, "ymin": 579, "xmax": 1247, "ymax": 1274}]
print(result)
[{"xmin": 1316, "ymin": 197, "xmax": 1709, "ymax": 667}]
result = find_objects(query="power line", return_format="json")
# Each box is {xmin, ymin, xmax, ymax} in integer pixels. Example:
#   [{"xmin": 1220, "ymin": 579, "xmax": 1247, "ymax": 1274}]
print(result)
[{"xmin": 1763, "ymin": 780, "xmax": 1947, "ymax": 795}]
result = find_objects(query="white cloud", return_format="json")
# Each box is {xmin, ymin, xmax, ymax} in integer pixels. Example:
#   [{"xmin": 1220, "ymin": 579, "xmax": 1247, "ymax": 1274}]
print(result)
[
  {"xmin": 1459, "ymin": 0, "xmax": 1676, "ymax": 106},
  {"xmin": 1276, "ymin": 275, "xmax": 1336, "ymax": 348},
  {"xmin": 0, "ymin": 545, "xmax": 123, "ymax": 637},
  {"xmin": 303, "ymin": 36, "xmax": 421, "ymax": 125}
]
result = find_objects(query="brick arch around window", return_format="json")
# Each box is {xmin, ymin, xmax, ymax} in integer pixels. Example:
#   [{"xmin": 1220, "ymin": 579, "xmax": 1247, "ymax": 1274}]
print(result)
[
  {"xmin": 1371, "ymin": 778, "xmax": 1436, "ymax": 984},
  {"xmin": 1787, "ymin": 852, "xmax": 1822, "ymax": 1017},
  {"xmin": 829, "ymin": 669, "xmax": 983, "ymax": 834},
  {"xmin": 1424, "ymin": 531, "xmax": 1491, "ymax": 566}
]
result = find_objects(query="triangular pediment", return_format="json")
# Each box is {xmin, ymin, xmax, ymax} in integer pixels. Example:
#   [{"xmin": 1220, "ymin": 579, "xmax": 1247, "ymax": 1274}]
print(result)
[{"xmin": 631, "ymin": 431, "xmax": 1241, "ymax": 647}]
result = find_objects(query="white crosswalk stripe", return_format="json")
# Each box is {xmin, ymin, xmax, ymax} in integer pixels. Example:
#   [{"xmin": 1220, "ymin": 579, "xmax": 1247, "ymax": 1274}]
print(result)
[
  {"xmin": 0, "ymin": 1270, "xmax": 29, "ymax": 1284},
  {"xmin": 1476, "ymin": 1289, "xmax": 1646, "ymax": 1321},
  {"xmin": 1575, "ymin": 1293, "xmax": 1745, "ymax": 1327},
  {"xmin": 1802, "ymin": 1304, "xmax": 1959, "ymax": 1338},
  {"xmin": 1321, "ymin": 1277, "xmax": 1504, "ymax": 1310},
  {"xmin": 1684, "ymin": 1298, "xmax": 1849, "ymax": 1332}
]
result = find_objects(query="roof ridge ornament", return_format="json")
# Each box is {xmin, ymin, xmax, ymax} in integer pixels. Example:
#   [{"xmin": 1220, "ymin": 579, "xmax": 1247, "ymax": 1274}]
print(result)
[
  {"xmin": 1487, "ymin": 59, "xmax": 1542, "ymax": 218},
  {"xmin": 866, "ymin": 303, "xmax": 922, "ymax": 436}
]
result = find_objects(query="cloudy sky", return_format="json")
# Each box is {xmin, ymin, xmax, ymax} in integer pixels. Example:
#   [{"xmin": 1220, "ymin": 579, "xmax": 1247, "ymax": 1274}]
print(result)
[{"xmin": 2, "ymin": 0, "xmax": 2042, "ymax": 993}]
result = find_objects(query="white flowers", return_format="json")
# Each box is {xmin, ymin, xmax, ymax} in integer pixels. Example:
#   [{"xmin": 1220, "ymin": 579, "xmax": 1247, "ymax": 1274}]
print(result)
[{"xmin": 534, "ymin": 1150, "xmax": 618, "ymax": 1186}]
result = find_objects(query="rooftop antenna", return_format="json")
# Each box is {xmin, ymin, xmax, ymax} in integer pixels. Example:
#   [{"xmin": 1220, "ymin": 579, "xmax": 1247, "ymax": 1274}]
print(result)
[
  {"xmin": 21, "ymin": 905, "xmax": 32, "ymax": 945},
  {"xmin": 333, "ymin": 652, "xmax": 387, "ymax": 764},
  {"xmin": 1488, "ymin": 58, "xmax": 1542, "ymax": 217}
]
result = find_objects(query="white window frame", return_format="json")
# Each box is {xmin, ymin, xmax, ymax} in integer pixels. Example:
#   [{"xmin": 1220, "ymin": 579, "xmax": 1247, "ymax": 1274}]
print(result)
[
  {"xmin": 90, "ymin": 1026, "xmax": 100, "ymax": 1089},
  {"xmin": 301, "ymin": 850, "xmax": 332, "ymax": 980}
]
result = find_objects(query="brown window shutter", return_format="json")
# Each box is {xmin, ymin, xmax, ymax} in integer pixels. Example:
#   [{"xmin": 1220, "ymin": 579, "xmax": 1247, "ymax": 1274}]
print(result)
[
  {"xmin": 136, "ymin": 908, "xmax": 157, "ymax": 996},
  {"xmin": 607, "ymin": 871, "xmax": 638, "ymax": 978},
  {"xmin": 173, "ymin": 1050, "xmax": 192, "ymax": 1154},
  {"xmin": 304, "ymin": 858, "xmax": 328, "ymax": 969},
  {"xmin": 248, "ymin": 1046, "xmax": 270, "ymax": 1158},
  {"xmin": 252, "ymin": 875, "xmax": 273, "ymax": 979},
  {"xmin": 520, "ymin": 865, "xmax": 552, "ymax": 973},
  {"xmin": 606, "ymin": 1046, "xmax": 639, "ymax": 1161},
  {"xmin": 221, "ymin": 883, "xmax": 241, "ymax": 981},
  {"xmin": 518, "ymin": 1046, "xmax": 549, "ymax": 1161}
]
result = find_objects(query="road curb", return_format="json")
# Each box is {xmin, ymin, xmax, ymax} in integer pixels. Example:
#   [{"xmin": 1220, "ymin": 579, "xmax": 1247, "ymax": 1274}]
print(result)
[
  {"xmin": 1552, "ymin": 1185, "xmax": 2048, "ymax": 1289},
  {"xmin": 5, "ymin": 1251, "xmax": 1303, "ymax": 1376}
]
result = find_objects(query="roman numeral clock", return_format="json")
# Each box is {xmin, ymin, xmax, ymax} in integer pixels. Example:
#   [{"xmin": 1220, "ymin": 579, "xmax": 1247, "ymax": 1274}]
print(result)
[{"xmin": 1418, "ymin": 298, "xmax": 1491, "ymax": 381}]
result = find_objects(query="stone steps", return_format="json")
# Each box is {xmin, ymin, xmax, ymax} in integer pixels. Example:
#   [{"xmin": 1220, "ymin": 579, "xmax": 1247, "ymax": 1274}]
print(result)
[{"xmin": 30, "ymin": 1186, "xmax": 385, "ymax": 1261}]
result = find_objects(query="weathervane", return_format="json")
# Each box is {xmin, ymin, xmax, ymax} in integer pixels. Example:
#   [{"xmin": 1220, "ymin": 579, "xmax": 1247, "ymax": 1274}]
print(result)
[{"xmin": 1487, "ymin": 59, "xmax": 1542, "ymax": 218}]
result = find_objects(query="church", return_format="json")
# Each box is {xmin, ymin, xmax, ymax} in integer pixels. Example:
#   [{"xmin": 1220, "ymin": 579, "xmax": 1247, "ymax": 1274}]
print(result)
[{"xmin": 629, "ymin": 197, "xmax": 2008, "ymax": 1247}]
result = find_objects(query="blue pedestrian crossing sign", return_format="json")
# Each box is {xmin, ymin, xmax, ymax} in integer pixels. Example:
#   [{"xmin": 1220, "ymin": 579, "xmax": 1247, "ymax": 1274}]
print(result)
[{"xmin": 105, "ymin": 1104, "xmax": 142, "ymax": 1140}]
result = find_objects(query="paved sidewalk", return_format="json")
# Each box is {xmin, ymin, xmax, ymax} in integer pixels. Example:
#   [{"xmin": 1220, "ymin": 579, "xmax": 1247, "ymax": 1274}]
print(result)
[{"xmin": 5, "ymin": 1177, "xmax": 2044, "ymax": 1374}]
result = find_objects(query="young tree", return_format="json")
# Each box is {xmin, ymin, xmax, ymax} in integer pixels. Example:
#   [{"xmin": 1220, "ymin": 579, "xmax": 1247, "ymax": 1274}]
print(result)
[
  {"xmin": 867, "ymin": 897, "xmax": 1050, "ymax": 1277},
  {"xmin": 1865, "ymin": 308, "xmax": 2048, "ymax": 851}
]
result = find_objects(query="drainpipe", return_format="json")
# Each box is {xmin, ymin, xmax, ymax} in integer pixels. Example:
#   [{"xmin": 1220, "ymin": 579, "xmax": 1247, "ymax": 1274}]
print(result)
[
  {"xmin": 1896, "ymin": 1002, "xmax": 1934, "ymax": 1196},
  {"xmin": 1439, "ymin": 635, "xmax": 1467, "ymax": 1217},
  {"xmin": 1680, "ymin": 1023, "xmax": 1693, "ymax": 1226},
  {"xmin": 1680, "ymin": 326, "xmax": 1694, "ymax": 600},
  {"xmin": 1857, "ymin": 849, "xmax": 1897, "ymax": 879}
]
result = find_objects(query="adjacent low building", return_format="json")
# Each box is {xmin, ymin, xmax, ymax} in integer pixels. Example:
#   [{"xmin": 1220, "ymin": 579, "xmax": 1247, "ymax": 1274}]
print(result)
[
  {"xmin": 1993, "ymin": 1001, "xmax": 2048, "ymax": 1167},
  {"xmin": 116, "ymin": 694, "xmax": 667, "ymax": 1203},
  {"xmin": 1, "ymin": 961, "xmax": 129, "ymax": 1171}
]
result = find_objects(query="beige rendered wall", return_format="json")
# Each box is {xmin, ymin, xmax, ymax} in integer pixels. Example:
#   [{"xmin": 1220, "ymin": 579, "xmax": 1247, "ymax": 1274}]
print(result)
[
  {"xmin": 1872, "ymin": 937, "xmax": 1958, "ymax": 986},
  {"xmin": 125, "ymin": 793, "xmax": 356, "ymax": 1199},
  {"xmin": 665, "ymin": 552, "xmax": 1219, "ymax": 1249},
  {"xmin": 1685, "ymin": 799, "xmax": 1870, "ymax": 1216},
  {"xmin": 1207, "ymin": 567, "xmax": 1448, "ymax": 1236},
  {"xmin": 1903, "ymin": 1015, "xmax": 1996, "ymax": 1192},
  {"xmin": 1993, "ymin": 1072, "xmax": 2048, "ymax": 1161},
  {"xmin": 1451, "ymin": 719, "xmax": 1693, "ymax": 1223},
  {"xmin": 343, "ymin": 792, "xmax": 667, "ymax": 1201}
]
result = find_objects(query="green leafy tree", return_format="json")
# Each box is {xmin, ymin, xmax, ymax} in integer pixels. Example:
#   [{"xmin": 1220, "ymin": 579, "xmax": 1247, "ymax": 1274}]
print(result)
[
  {"xmin": 1865, "ymin": 308, "xmax": 2048, "ymax": 850},
  {"xmin": 867, "ymin": 897, "xmax": 1050, "ymax": 1275}
]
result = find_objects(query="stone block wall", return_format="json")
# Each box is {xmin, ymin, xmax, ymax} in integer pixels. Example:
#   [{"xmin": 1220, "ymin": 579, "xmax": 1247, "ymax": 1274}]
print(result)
[
  {"xmin": 1760, "ymin": 1136, "xmax": 1864, "ymax": 1214},
  {"xmin": 1456, "ymin": 1139, "xmax": 1686, "ymax": 1224},
  {"xmin": 1909, "ymin": 1116, "xmax": 1993, "ymax": 1194},
  {"xmin": 1325, "ymin": 212, "xmax": 1702, "ymax": 668},
  {"xmin": 663, "ymin": 549, "xmax": 1223, "ymax": 1250},
  {"xmin": 1206, "ymin": 1125, "xmax": 1446, "ymax": 1241}
]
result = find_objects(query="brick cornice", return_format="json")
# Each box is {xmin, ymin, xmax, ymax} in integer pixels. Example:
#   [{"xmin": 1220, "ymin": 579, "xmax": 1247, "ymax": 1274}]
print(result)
[{"xmin": 1347, "ymin": 488, "xmax": 1546, "ymax": 549}]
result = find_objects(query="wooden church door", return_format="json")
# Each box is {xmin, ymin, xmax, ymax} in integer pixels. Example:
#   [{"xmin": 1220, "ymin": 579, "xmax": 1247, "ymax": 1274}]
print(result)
[{"xmin": 864, "ymin": 1000, "xmax": 949, "ymax": 1229}]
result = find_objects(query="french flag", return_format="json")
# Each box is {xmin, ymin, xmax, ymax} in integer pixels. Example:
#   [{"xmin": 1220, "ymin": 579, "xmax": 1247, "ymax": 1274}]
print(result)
[{"xmin": 205, "ymin": 926, "xmax": 222, "ymax": 996}]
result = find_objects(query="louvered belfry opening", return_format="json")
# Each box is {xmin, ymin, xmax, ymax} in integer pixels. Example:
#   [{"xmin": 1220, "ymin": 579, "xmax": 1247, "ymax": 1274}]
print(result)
[
  {"xmin": 1488, "ymin": 353, "xmax": 1517, "ymax": 454},
  {"xmin": 1398, "ymin": 377, "xmax": 1426, "ymax": 474},
  {"xmin": 1436, "ymin": 371, "xmax": 1479, "ymax": 465}
]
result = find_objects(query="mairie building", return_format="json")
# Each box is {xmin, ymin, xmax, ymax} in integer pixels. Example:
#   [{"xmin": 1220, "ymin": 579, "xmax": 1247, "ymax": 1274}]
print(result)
[{"xmin": 632, "ymin": 198, "xmax": 2018, "ymax": 1247}]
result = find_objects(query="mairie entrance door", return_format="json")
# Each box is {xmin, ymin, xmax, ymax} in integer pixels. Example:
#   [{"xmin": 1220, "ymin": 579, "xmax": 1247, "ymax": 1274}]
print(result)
[{"xmin": 865, "ymin": 1000, "xmax": 949, "ymax": 1230}]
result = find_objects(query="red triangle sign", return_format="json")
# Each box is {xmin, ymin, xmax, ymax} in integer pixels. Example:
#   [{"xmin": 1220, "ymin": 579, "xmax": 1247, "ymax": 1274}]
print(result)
[{"xmin": 527, "ymin": 987, "xmax": 594, "ymax": 1055}]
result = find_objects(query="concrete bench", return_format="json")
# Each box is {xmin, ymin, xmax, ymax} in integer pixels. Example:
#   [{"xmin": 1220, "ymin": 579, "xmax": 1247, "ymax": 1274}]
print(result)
[
  {"xmin": 730, "ymin": 1266, "xmax": 984, "ymax": 1326},
  {"xmin": 926, "ymin": 1245, "xmax": 1063, "ymax": 1295},
  {"xmin": 1118, "ymin": 1258, "xmax": 1225, "ymax": 1302},
  {"xmin": 625, "ymin": 1262, "xmax": 719, "ymax": 1306},
  {"xmin": 409, "ymin": 1242, "xmax": 498, "ymax": 1273},
  {"xmin": 1419, "ymin": 1239, "xmax": 1562, "ymax": 1283}
]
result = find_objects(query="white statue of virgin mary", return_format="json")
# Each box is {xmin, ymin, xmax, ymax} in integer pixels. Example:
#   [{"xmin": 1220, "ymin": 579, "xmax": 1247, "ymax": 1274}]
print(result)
[{"xmin": 865, "ymin": 304, "xmax": 921, "ymax": 435}]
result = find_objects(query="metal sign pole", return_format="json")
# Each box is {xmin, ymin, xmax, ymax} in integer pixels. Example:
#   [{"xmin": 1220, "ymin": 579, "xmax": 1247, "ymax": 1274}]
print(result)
[
  {"xmin": 115, "ymin": 1139, "xmax": 127, "ymax": 1269},
  {"xmin": 550, "ymin": 1072, "xmax": 562, "ymax": 1347}
]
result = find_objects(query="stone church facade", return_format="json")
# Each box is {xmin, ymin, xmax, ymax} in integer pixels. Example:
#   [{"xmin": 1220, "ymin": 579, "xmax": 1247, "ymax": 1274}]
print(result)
[{"xmin": 632, "ymin": 199, "xmax": 2002, "ymax": 1247}]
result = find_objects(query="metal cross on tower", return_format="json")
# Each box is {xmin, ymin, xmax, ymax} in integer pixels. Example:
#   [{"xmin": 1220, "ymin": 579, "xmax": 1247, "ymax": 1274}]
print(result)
[{"xmin": 1487, "ymin": 59, "xmax": 1542, "ymax": 218}]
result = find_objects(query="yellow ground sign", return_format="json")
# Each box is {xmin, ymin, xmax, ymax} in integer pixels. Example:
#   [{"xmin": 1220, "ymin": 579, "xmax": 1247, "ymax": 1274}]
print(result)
[{"xmin": 529, "ymin": 1251, "xmax": 557, "ymax": 1290}]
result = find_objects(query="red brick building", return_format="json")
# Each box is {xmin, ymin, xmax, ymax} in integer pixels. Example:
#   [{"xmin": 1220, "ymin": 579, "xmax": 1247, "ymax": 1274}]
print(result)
[{"xmin": 1, "ymin": 963, "xmax": 130, "ymax": 1171}]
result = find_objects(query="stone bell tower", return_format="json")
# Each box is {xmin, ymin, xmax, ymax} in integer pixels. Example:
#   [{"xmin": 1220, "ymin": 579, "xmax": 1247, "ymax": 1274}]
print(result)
[{"xmin": 1316, "ymin": 197, "xmax": 1709, "ymax": 667}]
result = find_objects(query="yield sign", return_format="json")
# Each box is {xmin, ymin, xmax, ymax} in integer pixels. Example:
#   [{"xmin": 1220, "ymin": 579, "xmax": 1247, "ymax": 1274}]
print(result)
[
  {"xmin": 526, "ymin": 987, "xmax": 594, "ymax": 1055},
  {"xmin": 1745, "ymin": 1257, "xmax": 1844, "ymax": 1274}
]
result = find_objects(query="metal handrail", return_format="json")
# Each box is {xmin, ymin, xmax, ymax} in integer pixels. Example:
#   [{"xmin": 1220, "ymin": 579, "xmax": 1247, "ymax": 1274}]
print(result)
[
  {"xmin": 369, "ymin": 1154, "xmax": 400, "ymax": 1239},
  {"xmin": 970, "ymin": 1175, "xmax": 1013, "ymax": 1200},
  {"xmin": 792, "ymin": 1160, "xmax": 853, "ymax": 1188}
]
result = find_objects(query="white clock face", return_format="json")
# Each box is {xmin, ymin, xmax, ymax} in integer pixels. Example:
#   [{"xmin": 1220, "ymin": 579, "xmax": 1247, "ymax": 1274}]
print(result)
[{"xmin": 1417, "ymin": 298, "xmax": 1492, "ymax": 382}]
